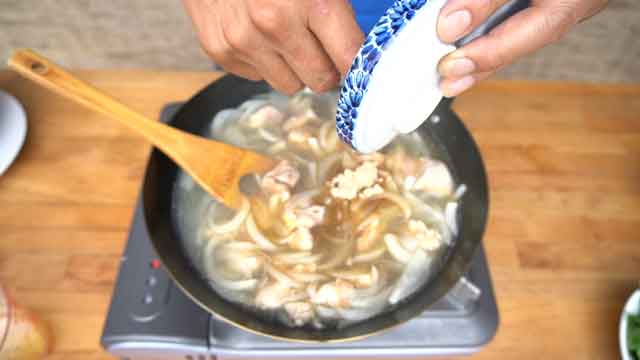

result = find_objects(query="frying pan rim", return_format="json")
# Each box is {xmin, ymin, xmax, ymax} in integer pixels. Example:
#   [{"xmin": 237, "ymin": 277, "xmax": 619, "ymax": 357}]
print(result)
[{"xmin": 141, "ymin": 74, "xmax": 490, "ymax": 342}]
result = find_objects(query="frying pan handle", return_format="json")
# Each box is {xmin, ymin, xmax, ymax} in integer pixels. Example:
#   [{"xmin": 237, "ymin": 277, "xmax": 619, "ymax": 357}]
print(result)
[{"xmin": 455, "ymin": 0, "xmax": 531, "ymax": 47}]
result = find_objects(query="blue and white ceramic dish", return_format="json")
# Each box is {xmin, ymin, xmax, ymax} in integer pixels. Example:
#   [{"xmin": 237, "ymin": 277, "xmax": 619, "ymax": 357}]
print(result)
[{"xmin": 336, "ymin": 0, "xmax": 454, "ymax": 153}]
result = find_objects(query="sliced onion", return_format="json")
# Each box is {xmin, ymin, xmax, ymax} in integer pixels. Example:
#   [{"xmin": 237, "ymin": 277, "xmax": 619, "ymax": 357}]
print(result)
[
  {"xmin": 445, "ymin": 201, "xmax": 459, "ymax": 236},
  {"xmin": 207, "ymin": 197, "xmax": 250, "ymax": 235},
  {"xmin": 267, "ymin": 141, "xmax": 287, "ymax": 154},
  {"xmin": 216, "ymin": 241, "xmax": 257, "ymax": 253},
  {"xmin": 209, "ymin": 277, "xmax": 259, "ymax": 292},
  {"xmin": 315, "ymin": 305, "xmax": 339, "ymax": 319},
  {"xmin": 349, "ymin": 246, "xmax": 386, "ymax": 265},
  {"xmin": 289, "ymin": 271, "xmax": 330, "ymax": 283},
  {"xmin": 384, "ymin": 234, "xmax": 412, "ymax": 264},
  {"xmin": 404, "ymin": 191, "xmax": 445, "ymax": 223},
  {"xmin": 211, "ymin": 109, "xmax": 240, "ymax": 136},
  {"xmin": 257, "ymin": 128, "xmax": 281, "ymax": 143},
  {"xmin": 308, "ymin": 137, "xmax": 325, "ymax": 158},
  {"xmin": 350, "ymin": 286, "xmax": 392, "ymax": 309},
  {"xmin": 389, "ymin": 250, "xmax": 433, "ymax": 304},
  {"xmin": 336, "ymin": 306, "xmax": 381, "ymax": 322},
  {"xmin": 318, "ymin": 121, "xmax": 339, "ymax": 153},
  {"xmin": 265, "ymin": 264, "xmax": 303, "ymax": 288},
  {"xmin": 453, "ymin": 184, "xmax": 467, "ymax": 200},
  {"xmin": 273, "ymin": 252, "xmax": 323, "ymax": 264},
  {"xmin": 283, "ymin": 115, "xmax": 310, "ymax": 131},
  {"xmin": 203, "ymin": 239, "xmax": 259, "ymax": 291},
  {"xmin": 367, "ymin": 192, "xmax": 412, "ymax": 219},
  {"xmin": 245, "ymin": 214, "xmax": 279, "ymax": 252}
]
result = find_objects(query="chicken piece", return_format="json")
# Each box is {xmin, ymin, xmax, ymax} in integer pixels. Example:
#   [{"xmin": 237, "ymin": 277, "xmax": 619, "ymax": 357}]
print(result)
[
  {"xmin": 284, "ymin": 302, "xmax": 314, "ymax": 326},
  {"xmin": 262, "ymin": 160, "xmax": 300, "ymax": 189},
  {"xmin": 246, "ymin": 105, "xmax": 284, "ymax": 128},
  {"xmin": 309, "ymin": 279, "xmax": 355, "ymax": 308},
  {"xmin": 255, "ymin": 282, "xmax": 305, "ymax": 309},
  {"xmin": 284, "ymin": 227, "xmax": 314, "ymax": 251},
  {"xmin": 407, "ymin": 219, "xmax": 442, "ymax": 251},
  {"xmin": 412, "ymin": 160, "xmax": 454, "ymax": 197},
  {"xmin": 330, "ymin": 161, "xmax": 379, "ymax": 200},
  {"xmin": 283, "ymin": 205, "xmax": 325, "ymax": 229}
]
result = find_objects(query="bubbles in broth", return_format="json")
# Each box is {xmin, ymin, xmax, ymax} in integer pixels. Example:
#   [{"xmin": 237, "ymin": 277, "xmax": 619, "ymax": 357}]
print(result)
[{"xmin": 173, "ymin": 91, "xmax": 464, "ymax": 329}]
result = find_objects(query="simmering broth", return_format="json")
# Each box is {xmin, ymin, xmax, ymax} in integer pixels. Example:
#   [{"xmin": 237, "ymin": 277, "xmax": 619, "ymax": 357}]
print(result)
[{"xmin": 173, "ymin": 91, "xmax": 464, "ymax": 329}]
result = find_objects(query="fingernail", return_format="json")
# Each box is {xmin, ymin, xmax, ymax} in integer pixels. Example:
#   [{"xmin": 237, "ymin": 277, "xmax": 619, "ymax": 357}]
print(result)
[
  {"xmin": 442, "ymin": 76, "xmax": 475, "ymax": 97},
  {"xmin": 441, "ymin": 57, "xmax": 475, "ymax": 77},
  {"xmin": 438, "ymin": 9, "xmax": 472, "ymax": 42}
]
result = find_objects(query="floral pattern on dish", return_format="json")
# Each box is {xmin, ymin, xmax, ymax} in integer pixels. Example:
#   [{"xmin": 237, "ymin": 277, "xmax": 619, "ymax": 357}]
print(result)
[{"xmin": 336, "ymin": 0, "xmax": 430, "ymax": 150}]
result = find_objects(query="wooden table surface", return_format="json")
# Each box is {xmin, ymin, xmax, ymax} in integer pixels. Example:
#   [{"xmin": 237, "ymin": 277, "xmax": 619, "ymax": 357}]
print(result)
[{"xmin": 0, "ymin": 70, "xmax": 639, "ymax": 360}]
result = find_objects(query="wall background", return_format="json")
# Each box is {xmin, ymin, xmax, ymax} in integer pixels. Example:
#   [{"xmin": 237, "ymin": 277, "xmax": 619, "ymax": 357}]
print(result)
[{"xmin": 1, "ymin": 0, "xmax": 638, "ymax": 83}]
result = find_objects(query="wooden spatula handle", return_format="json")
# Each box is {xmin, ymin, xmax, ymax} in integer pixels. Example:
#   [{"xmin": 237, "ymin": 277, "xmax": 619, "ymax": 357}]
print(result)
[{"xmin": 7, "ymin": 49, "xmax": 181, "ymax": 154}]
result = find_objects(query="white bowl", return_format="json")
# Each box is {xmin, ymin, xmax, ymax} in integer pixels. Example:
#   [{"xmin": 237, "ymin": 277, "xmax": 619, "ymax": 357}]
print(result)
[
  {"xmin": 620, "ymin": 289, "xmax": 640, "ymax": 360},
  {"xmin": 0, "ymin": 90, "xmax": 28, "ymax": 176}
]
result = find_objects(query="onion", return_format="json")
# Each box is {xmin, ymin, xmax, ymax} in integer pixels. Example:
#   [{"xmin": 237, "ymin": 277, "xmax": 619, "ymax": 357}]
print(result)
[
  {"xmin": 389, "ymin": 250, "xmax": 433, "ymax": 304},
  {"xmin": 289, "ymin": 271, "xmax": 330, "ymax": 283},
  {"xmin": 245, "ymin": 214, "xmax": 279, "ymax": 252},
  {"xmin": 453, "ymin": 184, "xmax": 467, "ymax": 200},
  {"xmin": 203, "ymin": 239, "xmax": 259, "ymax": 291},
  {"xmin": 350, "ymin": 286, "xmax": 392, "ymax": 309},
  {"xmin": 445, "ymin": 201, "xmax": 459, "ymax": 236},
  {"xmin": 257, "ymin": 128, "xmax": 281, "ymax": 143},
  {"xmin": 384, "ymin": 234, "xmax": 412, "ymax": 264},
  {"xmin": 283, "ymin": 115, "xmax": 310, "ymax": 131},
  {"xmin": 209, "ymin": 277, "xmax": 259, "ymax": 292},
  {"xmin": 318, "ymin": 121, "xmax": 339, "ymax": 153},
  {"xmin": 216, "ymin": 241, "xmax": 257, "ymax": 253},
  {"xmin": 315, "ymin": 305, "xmax": 339, "ymax": 319},
  {"xmin": 265, "ymin": 264, "xmax": 303, "ymax": 288},
  {"xmin": 273, "ymin": 252, "xmax": 323, "ymax": 264},
  {"xmin": 206, "ymin": 197, "xmax": 250, "ymax": 235},
  {"xmin": 337, "ymin": 306, "xmax": 381, "ymax": 322},
  {"xmin": 404, "ymin": 191, "xmax": 445, "ymax": 223},
  {"xmin": 308, "ymin": 137, "xmax": 325, "ymax": 158},
  {"xmin": 349, "ymin": 246, "xmax": 386, "ymax": 265},
  {"xmin": 367, "ymin": 192, "xmax": 412, "ymax": 219},
  {"xmin": 267, "ymin": 141, "xmax": 287, "ymax": 154},
  {"xmin": 211, "ymin": 109, "xmax": 240, "ymax": 136}
]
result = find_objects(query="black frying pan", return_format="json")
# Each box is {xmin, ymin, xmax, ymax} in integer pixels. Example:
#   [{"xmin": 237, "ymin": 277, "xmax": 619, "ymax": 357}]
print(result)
[{"xmin": 143, "ymin": 0, "xmax": 528, "ymax": 342}]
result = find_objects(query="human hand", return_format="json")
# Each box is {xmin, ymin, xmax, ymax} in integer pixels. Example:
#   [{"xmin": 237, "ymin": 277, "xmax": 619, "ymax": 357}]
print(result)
[
  {"xmin": 436, "ymin": 0, "xmax": 609, "ymax": 97},
  {"xmin": 182, "ymin": 0, "xmax": 364, "ymax": 94}
]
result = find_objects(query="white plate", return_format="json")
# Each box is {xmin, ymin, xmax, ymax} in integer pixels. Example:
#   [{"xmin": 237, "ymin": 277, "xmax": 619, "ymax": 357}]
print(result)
[
  {"xmin": 620, "ymin": 289, "xmax": 640, "ymax": 360},
  {"xmin": 336, "ymin": 0, "xmax": 454, "ymax": 153},
  {"xmin": 0, "ymin": 90, "xmax": 27, "ymax": 175}
]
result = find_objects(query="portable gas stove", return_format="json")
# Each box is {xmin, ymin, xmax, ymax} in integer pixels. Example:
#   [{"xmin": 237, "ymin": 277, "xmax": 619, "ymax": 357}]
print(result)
[{"xmin": 101, "ymin": 104, "xmax": 499, "ymax": 360}]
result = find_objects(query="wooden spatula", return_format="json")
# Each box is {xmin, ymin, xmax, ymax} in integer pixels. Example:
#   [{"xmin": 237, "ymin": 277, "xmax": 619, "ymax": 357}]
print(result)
[{"xmin": 8, "ymin": 49, "xmax": 277, "ymax": 209}]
